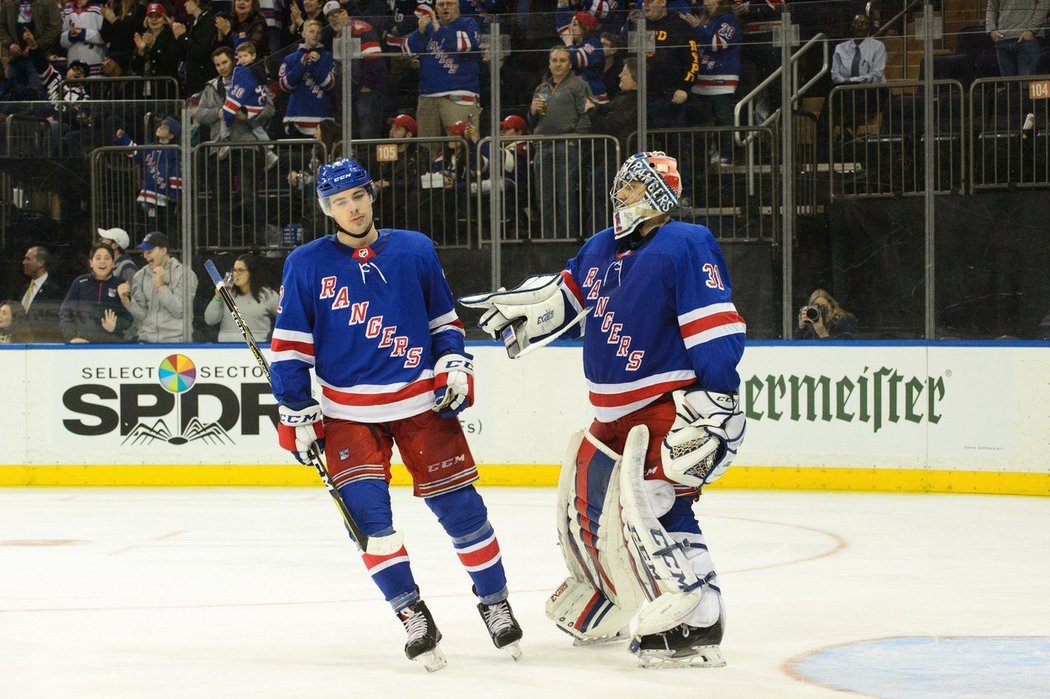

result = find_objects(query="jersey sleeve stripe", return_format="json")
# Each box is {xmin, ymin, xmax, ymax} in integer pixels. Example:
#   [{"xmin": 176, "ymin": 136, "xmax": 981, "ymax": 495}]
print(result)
[
  {"xmin": 270, "ymin": 337, "xmax": 315, "ymax": 357},
  {"xmin": 560, "ymin": 270, "xmax": 585, "ymax": 309},
  {"xmin": 271, "ymin": 349, "xmax": 316, "ymax": 365},
  {"xmin": 682, "ymin": 321, "xmax": 747, "ymax": 349},
  {"xmin": 680, "ymin": 310, "xmax": 746, "ymax": 338},
  {"xmin": 428, "ymin": 311, "xmax": 465, "ymax": 334}
]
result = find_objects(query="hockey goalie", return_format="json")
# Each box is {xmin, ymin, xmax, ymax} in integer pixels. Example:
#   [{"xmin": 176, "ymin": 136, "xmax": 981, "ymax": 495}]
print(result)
[{"xmin": 461, "ymin": 151, "xmax": 746, "ymax": 667}]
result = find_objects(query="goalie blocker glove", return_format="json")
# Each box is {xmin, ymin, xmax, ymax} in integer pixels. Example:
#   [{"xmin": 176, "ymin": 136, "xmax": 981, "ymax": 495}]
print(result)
[
  {"xmin": 432, "ymin": 353, "xmax": 475, "ymax": 418},
  {"xmin": 277, "ymin": 402, "xmax": 325, "ymax": 464},
  {"xmin": 661, "ymin": 390, "xmax": 745, "ymax": 488}
]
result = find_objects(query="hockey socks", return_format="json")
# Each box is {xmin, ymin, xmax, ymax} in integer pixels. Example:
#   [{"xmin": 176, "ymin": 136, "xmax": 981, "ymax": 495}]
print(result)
[{"xmin": 427, "ymin": 487, "xmax": 509, "ymax": 602}]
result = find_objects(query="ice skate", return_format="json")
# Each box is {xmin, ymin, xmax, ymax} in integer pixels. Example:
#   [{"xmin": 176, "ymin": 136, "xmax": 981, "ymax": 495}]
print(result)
[
  {"xmin": 397, "ymin": 601, "xmax": 447, "ymax": 672},
  {"xmin": 629, "ymin": 614, "xmax": 726, "ymax": 669},
  {"xmin": 477, "ymin": 598, "xmax": 523, "ymax": 660}
]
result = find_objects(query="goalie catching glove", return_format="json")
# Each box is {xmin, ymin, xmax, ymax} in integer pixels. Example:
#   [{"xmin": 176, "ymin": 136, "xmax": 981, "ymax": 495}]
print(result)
[
  {"xmin": 459, "ymin": 273, "xmax": 587, "ymax": 359},
  {"xmin": 661, "ymin": 390, "xmax": 745, "ymax": 488},
  {"xmin": 432, "ymin": 353, "xmax": 474, "ymax": 418},
  {"xmin": 278, "ymin": 402, "xmax": 325, "ymax": 464}
]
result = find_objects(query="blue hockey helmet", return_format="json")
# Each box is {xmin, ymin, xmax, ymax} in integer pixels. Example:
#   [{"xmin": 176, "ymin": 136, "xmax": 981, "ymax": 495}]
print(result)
[{"xmin": 316, "ymin": 158, "xmax": 374, "ymax": 215}]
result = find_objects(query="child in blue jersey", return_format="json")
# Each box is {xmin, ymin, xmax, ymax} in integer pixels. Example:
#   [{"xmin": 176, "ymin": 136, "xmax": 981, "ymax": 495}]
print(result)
[
  {"xmin": 462, "ymin": 151, "xmax": 746, "ymax": 668},
  {"xmin": 270, "ymin": 158, "xmax": 523, "ymax": 671}
]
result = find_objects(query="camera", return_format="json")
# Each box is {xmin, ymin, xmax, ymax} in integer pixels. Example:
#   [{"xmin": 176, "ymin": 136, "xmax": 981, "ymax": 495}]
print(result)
[{"xmin": 801, "ymin": 305, "xmax": 825, "ymax": 323}]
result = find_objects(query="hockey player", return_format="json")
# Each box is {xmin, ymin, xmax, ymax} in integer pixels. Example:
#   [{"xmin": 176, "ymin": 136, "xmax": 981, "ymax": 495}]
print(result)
[
  {"xmin": 270, "ymin": 158, "xmax": 524, "ymax": 671},
  {"xmin": 461, "ymin": 151, "xmax": 745, "ymax": 668}
]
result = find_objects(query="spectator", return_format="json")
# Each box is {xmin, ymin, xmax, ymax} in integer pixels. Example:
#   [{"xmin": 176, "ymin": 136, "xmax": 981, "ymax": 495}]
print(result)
[
  {"xmin": 326, "ymin": 1, "xmax": 386, "ymax": 140},
  {"xmin": 215, "ymin": 0, "xmax": 268, "ymax": 57},
  {"xmin": 60, "ymin": 0, "xmax": 107, "ymax": 76},
  {"xmin": 220, "ymin": 40, "xmax": 278, "ymax": 168},
  {"xmin": 204, "ymin": 253, "xmax": 278, "ymax": 341},
  {"xmin": 100, "ymin": 0, "xmax": 146, "ymax": 75},
  {"xmin": 829, "ymin": 14, "xmax": 885, "ymax": 138},
  {"xmin": 403, "ymin": 0, "xmax": 482, "ymax": 139},
  {"xmin": 58, "ymin": 243, "xmax": 133, "ymax": 343},
  {"xmin": 986, "ymin": 0, "xmax": 1047, "ymax": 78},
  {"xmin": 1, "ymin": 0, "xmax": 61, "ymax": 92},
  {"xmin": 373, "ymin": 113, "xmax": 427, "ymax": 229},
  {"xmin": 279, "ymin": 18, "xmax": 336, "ymax": 137},
  {"xmin": 796, "ymin": 288, "xmax": 859, "ymax": 339},
  {"xmin": 589, "ymin": 56, "xmax": 637, "ymax": 152},
  {"xmin": 599, "ymin": 31, "xmax": 625, "ymax": 99},
  {"xmin": 117, "ymin": 231, "xmax": 199, "ymax": 342},
  {"xmin": 19, "ymin": 245, "xmax": 64, "ymax": 342},
  {"xmin": 174, "ymin": 0, "xmax": 220, "ymax": 97},
  {"xmin": 97, "ymin": 227, "xmax": 138, "ymax": 283},
  {"xmin": 115, "ymin": 116, "xmax": 183, "ymax": 228},
  {"xmin": 287, "ymin": 117, "xmax": 341, "ymax": 191},
  {"xmin": 288, "ymin": 0, "xmax": 323, "ymax": 38},
  {"xmin": 0, "ymin": 300, "xmax": 31, "ymax": 343},
  {"xmin": 683, "ymin": 0, "xmax": 741, "ymax": 166},
  {"xmin": 623, "ymin": 0, "xmax": 698, "ymax": 127},
  {"xmin": 732, "ymin": 0, "xmax": 781, "ymax": 124},
  {"xmin": 130, "ymin": 3, "xmax": 180, "ymax": 83},
  {"xmin": 561, "ymin": 11, "xmax": 607, "ymax": 105},
  {"xmin": 258, "ymin": 0, "xmax": 279, "ymax": 54},
  {"xmin": 528, "ymin": 45, "xmax": 591, "ymax": 238}
]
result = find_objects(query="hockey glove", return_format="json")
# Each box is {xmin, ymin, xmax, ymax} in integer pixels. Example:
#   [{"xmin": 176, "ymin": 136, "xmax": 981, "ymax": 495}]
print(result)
[
  {"xmin": 277, "ymin": 402, "xmax": 325, "ymax": 465},
  {"xmin": 660, "ymin": 390, "xmax": 745, "ymax": 488},
  {"xmin": 432, "ymin": 353, "xmax": 474, "ymax": 418}
]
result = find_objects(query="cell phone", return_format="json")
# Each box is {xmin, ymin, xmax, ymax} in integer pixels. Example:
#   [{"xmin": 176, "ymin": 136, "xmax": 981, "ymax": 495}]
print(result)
[{"xmin": 467, "ymin": 114, "xmax": 474, "ymax": 126}]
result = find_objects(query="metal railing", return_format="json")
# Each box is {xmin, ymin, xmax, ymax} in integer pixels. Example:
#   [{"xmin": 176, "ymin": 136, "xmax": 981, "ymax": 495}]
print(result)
[
  {"xmin": 91, "ymin": 144, "xmax": 183, "ymax": 245},
  {"xmin": 969, "ymin": 74, "xmax": 1050, "ymax": 191},
  {"xmin": 829, "ymin": 80, "xmax": 966, "ymax": 198}
]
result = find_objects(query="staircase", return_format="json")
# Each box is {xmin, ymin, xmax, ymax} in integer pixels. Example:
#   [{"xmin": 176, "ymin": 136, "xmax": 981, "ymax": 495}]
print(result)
[{"xmin": 883, "ymin": 0, "xmax": 987, "ymax": 81}]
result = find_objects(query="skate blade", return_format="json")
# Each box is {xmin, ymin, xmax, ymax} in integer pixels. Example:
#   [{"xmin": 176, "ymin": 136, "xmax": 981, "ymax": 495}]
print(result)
[
  {"xmin": 572, "ymin": 633, "xmax": 625, "ymax": 647},
  {"xmin": 635, "ymin": 644, "xmax": 726, "ymax": 669},
  {"xmin": 413, "ymin": 647, "xmax": 448, "ymax": 672},
  {"xmin": 501, "ymin": 641, "xmax": 523, "ymax": 661}
]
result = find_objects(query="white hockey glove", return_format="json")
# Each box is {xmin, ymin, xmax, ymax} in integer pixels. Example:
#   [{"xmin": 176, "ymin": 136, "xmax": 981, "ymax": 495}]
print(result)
[
  {"xmin": 459, "ymin": 274, "xmax": 586, "ymax": 359},
  {"xmin": 660, "ymin": 390, "xmax": 745, "ymax": 488},
  {"xmin": 277, "ymin": 402, "xmax": 325, "ymax": 465},
  {"xmin": 432, "ymin": 353, "xmax": 474, "ymax": 418}
]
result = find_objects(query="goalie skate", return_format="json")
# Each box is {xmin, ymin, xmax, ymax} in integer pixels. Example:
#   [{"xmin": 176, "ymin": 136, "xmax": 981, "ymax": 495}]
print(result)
[
  {"xmin": 629, "ymin": 613, "xmax": 726, "ymax": 669},
  {"xmin": 477, "ymin": 599, "xmax": 524, "ymax": 660},
  {"xmin": 398, "ymin": 601, "xmax": 447, "ymax": 672}
]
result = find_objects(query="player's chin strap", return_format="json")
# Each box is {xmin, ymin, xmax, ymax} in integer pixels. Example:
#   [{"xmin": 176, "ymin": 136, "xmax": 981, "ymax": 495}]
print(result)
[{"xmin": 459, "ymin": 272, "xmax": 587, "ymax": 359}]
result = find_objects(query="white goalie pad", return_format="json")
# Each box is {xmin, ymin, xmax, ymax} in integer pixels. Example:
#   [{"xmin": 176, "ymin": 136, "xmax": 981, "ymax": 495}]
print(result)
[
  {"xmin": 548, "ymin": 430, "xmax": 645, "ymax": 643},
  {"xmin": 619, "ymin": 425, "xmax": 716, "ymax": 636},
  {"xmin": 459, "ymin": 274, "xmax": 586, "ymax": 359}
]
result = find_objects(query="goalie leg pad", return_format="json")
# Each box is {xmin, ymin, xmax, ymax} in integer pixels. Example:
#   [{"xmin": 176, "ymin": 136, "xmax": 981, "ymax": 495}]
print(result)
[{"xmin": 545, "ymin": 577, "xmax": 633, "ymax": 644}]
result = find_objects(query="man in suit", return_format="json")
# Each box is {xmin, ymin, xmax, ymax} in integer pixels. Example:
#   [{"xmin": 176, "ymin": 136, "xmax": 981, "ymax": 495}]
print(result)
[{"xmin": 21, "ymin": 245, "xmax": 64, "ymax": 342}]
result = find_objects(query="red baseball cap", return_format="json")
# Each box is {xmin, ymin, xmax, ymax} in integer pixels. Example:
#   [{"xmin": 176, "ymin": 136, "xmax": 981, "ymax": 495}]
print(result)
[
  {"xmin": 500, "ymin": 115, "xmax": 528, "ymax": 133},
  {"xmin": 390, "ymin": 113, "xmax": 418, "ymax": 135},
  {"xmin": 446, "ymin": 120, "xmax": 469, "ymax": 136},
  {"xmin": 146, "ymin": 3, "xmax": 166, "ymax": 16},
  {"xmin": 573, "ymin": 11, "xmax": 599, "ymax": 30}
]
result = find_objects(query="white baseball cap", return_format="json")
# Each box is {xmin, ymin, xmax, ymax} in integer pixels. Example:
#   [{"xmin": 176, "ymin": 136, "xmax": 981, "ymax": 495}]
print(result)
[
  {"xmin": 322, "ymin": 1, "xmax": 343, "ymax": 16},
  {"xmin": 98, "ymin": 227, "xmax": 130, "ymax": 250}
]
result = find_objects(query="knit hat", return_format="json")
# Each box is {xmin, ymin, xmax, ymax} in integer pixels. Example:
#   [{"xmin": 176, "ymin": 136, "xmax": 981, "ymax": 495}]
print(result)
[{"xmin": 161, "ymin": 115, "xmax": 181, "ymax": 139}]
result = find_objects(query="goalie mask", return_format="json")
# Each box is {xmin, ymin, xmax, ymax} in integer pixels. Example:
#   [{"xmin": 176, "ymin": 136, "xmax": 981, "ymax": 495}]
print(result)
[{"xmin": 610, "ymin": 151, "xmax": 681, "ymax": 239}]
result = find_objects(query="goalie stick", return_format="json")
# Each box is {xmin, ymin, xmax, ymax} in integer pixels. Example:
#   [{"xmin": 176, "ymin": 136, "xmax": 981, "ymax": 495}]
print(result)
[{"xmin": 204, "ymin": 259, "xmax": 369, "ymax": 552}]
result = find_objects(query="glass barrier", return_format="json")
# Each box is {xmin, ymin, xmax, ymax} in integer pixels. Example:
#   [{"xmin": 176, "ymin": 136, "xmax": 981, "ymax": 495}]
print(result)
[{"xmin": 1, "ymin": 3, "xmax": 1048, "ymax": 346}]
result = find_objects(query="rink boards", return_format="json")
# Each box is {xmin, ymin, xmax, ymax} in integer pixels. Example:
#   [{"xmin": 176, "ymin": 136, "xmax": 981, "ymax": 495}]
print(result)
[{"xmin": 1, "ymin": 342, "xmax": 1047, "ymax": 495}]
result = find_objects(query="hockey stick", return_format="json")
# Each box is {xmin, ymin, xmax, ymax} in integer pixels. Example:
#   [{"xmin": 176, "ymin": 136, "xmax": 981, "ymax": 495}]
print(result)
[{"xmin": 204, "ymin": 259, "xmax": 369, "ymax": 552}]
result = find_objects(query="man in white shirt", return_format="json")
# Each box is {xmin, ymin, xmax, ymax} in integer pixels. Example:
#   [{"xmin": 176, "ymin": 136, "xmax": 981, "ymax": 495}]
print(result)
[{"xmin": 830, "ymin": 14, "xmax": 887, "ymax": 139}]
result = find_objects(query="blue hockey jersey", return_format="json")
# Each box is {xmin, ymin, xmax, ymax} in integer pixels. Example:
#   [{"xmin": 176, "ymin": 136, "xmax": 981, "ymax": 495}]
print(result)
[
  {"xmin": 692, "ymin": 12, "xmax": 741, "ymax": 96},
  {"xmin": 560, "ymin": 220, "xmax": 745, "ymax": 422},
  {"xmin": 403, "ymin": 15, "xmax": 481, "ymax": 100},
  {"xmin": 224, "ymin": 64, "xmax": 270, "ymax": 126},
  {"xmin": 566, "ymin": 36, "xmax": 607, "ymax": 103},
  {"xmin": 279, "ymin": 44, "xmax": 336, "ymax": 135},
  {"xmin": 271, "ymin": 230, "xmax": 467, "ymax": 422}
]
